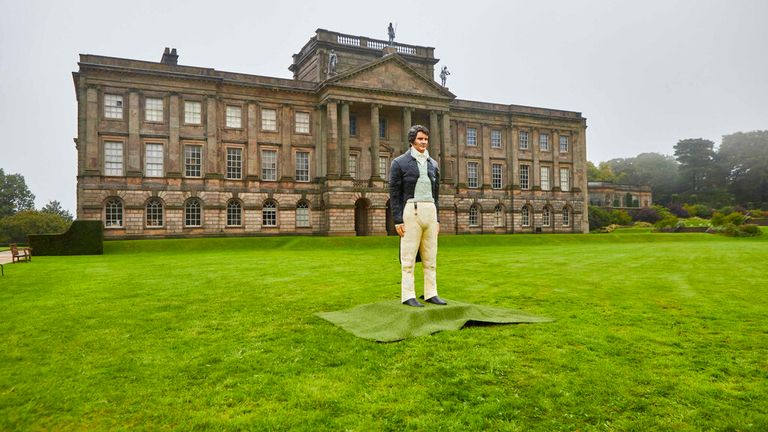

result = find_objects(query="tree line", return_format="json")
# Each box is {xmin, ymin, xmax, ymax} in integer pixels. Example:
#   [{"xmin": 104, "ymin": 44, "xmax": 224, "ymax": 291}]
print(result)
[
  {"xmin": 588, "ymin": 130, "xmax": 768, "ymax": 209},
  {"xmin": 0, "ymin": 168, "xmax": 73, "ymax": 244}
]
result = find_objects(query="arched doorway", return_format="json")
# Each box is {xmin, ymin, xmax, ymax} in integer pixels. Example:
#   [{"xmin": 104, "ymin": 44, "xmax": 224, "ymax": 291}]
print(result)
[{"xmin": 354, "ymin": 198, "xmax": 370, "ymax": 236}]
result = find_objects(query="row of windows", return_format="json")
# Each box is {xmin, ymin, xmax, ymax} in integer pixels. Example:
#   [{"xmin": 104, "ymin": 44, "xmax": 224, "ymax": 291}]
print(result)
[
  {"xmin": 102, "ymin": 93, "xmax": 311, "ymax": 134},
  {"xmin": 468, "ymin": 205, "xmax": 572, "ymax": 228},
  {"xmin": 465, "ymin": 163, "xmax": 571, "ymax": 191},
  {"xmin": 103, "ymin": 140, "xmax": 391, "ymax": 181},
  {"xmin": 104, "ymin": 198, "xmax": 310, "ymax": 229},
  {"xmin": 463, "ymin": 128, "xmax": 570, "ymax": 152}
]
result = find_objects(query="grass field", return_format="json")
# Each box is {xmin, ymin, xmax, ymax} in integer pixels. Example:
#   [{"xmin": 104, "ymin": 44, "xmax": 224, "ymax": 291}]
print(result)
[{"xmin": 1, "ymin": 229, "xmax": 767, "ymax": 431}]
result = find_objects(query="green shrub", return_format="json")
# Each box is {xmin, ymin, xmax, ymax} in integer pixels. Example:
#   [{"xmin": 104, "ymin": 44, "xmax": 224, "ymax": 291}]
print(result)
[
  {"xmin": 609, "ymin": 209, "xmax": 632, "ymax": 226},
  {"xmin": 0, "ymin": 210, "xmax": 71, "ymax": 245},
  {"xmin": 654, "ymin": 214, "xmax": 679, "ymax": 231},
  {"xmin": 707, "ymin": 223, "xmax": 763, "ymax": 237},
  {"xmin": 725, "ymin": 212, "xmax": 745, "ymax": 226},
  {"xmin": 633, "ymin": 221, "xmax": 653, "ymax": 228},
  {"xmin": 679, "ymin": 217, "xmax": 711, "ymax": 227},
  {"xmin": 588, "ymin": 206, "xmax": 612, "ymax": 231},
  {"xmin": 683, "ymin": 204, "xmax": 713, "ymax": 218}
]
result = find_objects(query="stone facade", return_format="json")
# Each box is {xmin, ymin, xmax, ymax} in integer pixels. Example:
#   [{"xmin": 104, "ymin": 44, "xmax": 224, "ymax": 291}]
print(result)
[
  {"xmin": 73, "ymin": 28, "xmax": 589, "ymax": 238},
  {"xmin": 588, "ymin": 182, "xmax": 653, "ymax": 208}
]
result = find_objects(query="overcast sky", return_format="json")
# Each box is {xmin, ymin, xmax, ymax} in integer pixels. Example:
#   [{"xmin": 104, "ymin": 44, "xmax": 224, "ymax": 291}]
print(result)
[{"xmin": 1, "ymin": 0, "xmax": 766, "ymax": 213}]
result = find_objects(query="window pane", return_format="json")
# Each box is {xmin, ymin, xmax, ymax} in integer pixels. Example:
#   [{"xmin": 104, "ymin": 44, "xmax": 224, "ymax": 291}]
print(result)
[
  {"xmin": 184, "ymin": 145, "xmax": 202, "ymax": 177},
  {"xmin": 379, "ymin": 118, "xmax": 387, "ymax": 138},
  {"xmin": 540, "ymin": 167, "xmax": 550, "ymax": 190},
  {"xmin": 519, "ymin": 131, "xmax": 529, "ymax": 149},
  {"xmin": 522, "ymin": 206, "xmax": 530, "ymax": 227},
  {"xmin": 226, "ymin": 148, "xmax": 242, "ymax": 180},
  {"xmin": 563, "ymin": 207, "xmax": 571, "ymax": 226},
  {"xmin": 296, "ymin": 152, "xmax": 310, "ymax": 182},
  {"xmin": 349, "ymin": 154, "xmax": 358, "ymax": 179},
  {"xmin": 519, "ymin": 165, "xmax": 529, "ymax": 189},
  {"xmin": 467, "ymin": 162, "xmax": 478, "ymax": 188},
  {"xmin": 145, "ymin": 98, "xmax": 163, "ymax": 122},
  {"xmin": 539, "ymin": 133, "xmax": 550, "ymax": 151},
  {"xmin": 262, "ymin": 150, "xmax": 277, "ymax": 180},
  {"xmin": 262, "ymin": 109, "xmax": 277, "ymax": 131},
  {"xmin": 560, "ymin": 168, "xmax": 570, "ymax": 191},
  {"xmin": 184, "ymin": 101, "xmax": 201, "ymax": 124},
  {"xmin": 145, "ymin": 143, "xmax": 163, "ymax": 177},
  {"xmin": 492, "ymin": 163, "xmax": 503, "ymax": 189},
  {"xmin": 226, "ymin": 106, "xmax": 242, "ymax": 128},
  {"xmin": 185, "ymin": 199, "xmax": 201, "ymax": 227},
  {"xmin": 105, "ymin": 199, "xmax": 123, "ymax": 227},
  {"xmin": 296, "ymin": 201, "xmax": 310, "ymax": 227},
  {"xmin": 467, "ymin": 128, "xmax": 477, "ymax": 146},
  {"xmin": 349, "ymin": 115, "xmax": 358, "ymax": 136},
  {"xmin": 104, "ymin": 94, "xmax": 123, "ymax": 119},
  {"xmin": 469, "ymin": 205, "xmax": 478, "ymax": 226},
  {"xmin": 227, "ymin": 201, "xmax": 242, "ymax": 226},
  {"xmin": 379, "ymin": 156, "xmax": 388, "ymax": 180},
  {"xmin": 146, "ymin": 199, "xmax": 163, "ymax": 227},
  {"xmin": 543, "ymin": 207, "xmax": 551, "ymax": 227},
  {"xmin": 104, "ymin": 141, "xmax": 123, "ymax": 176},
  {"xmin": 295, "ymin": 112, "xmax": 310, "ymax": 133},
  {"xmin": 494, "ymin": 205, "xmax": 503, "ymax": 227},
  {"xmin": 559, "ymin": 136, "xmax": 569, "ymax": 152},
  {"xmin": 262, "ymin": 201, "xmax": 277, "ymax": 227},
  {"xmin": 491, "ymin": 130, "xmax": 501, "ymax": 148}
]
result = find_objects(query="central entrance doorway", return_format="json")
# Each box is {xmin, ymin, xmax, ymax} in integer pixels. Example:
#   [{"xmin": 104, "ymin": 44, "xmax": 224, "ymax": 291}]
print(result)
[{"xmin": 354, "ymin": 198, "xmax": 370, "ymax": 236}]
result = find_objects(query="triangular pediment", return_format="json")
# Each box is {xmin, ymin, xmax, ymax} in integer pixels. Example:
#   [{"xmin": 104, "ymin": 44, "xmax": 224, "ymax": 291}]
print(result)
[{"xmin": 326, "ymin": 54, "xmax": 454, "ymax": 99}]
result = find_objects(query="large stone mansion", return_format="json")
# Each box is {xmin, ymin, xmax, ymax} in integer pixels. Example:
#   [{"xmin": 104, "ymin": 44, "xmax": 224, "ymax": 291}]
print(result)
[{"xmin": 73, "ymin": 28, "xmax": 589, "ymax": 238}]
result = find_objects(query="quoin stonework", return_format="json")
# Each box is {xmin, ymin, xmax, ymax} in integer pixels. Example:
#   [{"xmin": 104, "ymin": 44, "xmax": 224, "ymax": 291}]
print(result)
[{"xmin": 73, "ymin": 29, "xmax": 589, "ymax": 238}]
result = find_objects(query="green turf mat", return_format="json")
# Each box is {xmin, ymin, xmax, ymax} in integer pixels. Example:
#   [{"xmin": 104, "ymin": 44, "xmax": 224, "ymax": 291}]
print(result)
[{"xmin": 316, "ymin": 299, "xmax": 554, "ymax": 342}]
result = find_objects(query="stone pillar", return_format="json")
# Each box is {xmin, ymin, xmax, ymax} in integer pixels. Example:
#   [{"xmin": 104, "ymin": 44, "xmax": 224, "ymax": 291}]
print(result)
[
  {"xmin": 340, "ymin": 102, "xmax": 350, "ymax": 177},
  {"xmin": 402, "ymin": 107, "xmax": 412, "ymax": 153},
  {"xmin": 429, "ymin": 111, "xmax": 440, "ymax": 170},
  {"xmin": 508, "ymin": 124, "xmax": 517, "ymax": 189},
  {"xmin": 325, "ymin": 101, "xmax": 339, "ymax": 177},
  {"xmin": 247, "ymin": 103, "xmax": 259, "ymax": 179},
  {"xmin": 127, "ymin": 91, "xmax": 141, "ymax": 176},
  {"xmin": 532, "ymin": 130, "xmax": 540, "ymax": 189},
  {"xmin": 552, "ymin": 130, "xmax": 561, "ymax": 191},
  {"xmin": 205, "ymin": 96, "xmax": 218, "ymax": 177},
  {"xmin": 168, "ymin": 94, "xmax": 180, "ymax": 175},
  {"xmin": 281, "ymin": 105, "xmax": 293, "ymax": 180},
  {"xmin": 456, "ymin": 122, "xmax": 465, "ymax": 187},
  {"xmin": 85, "ymin": 87, "xmax": 99, "ymax": 173},
  {"xmin": 440, "ymin": 113, "xmax": 451, "ymax": 182},
  {"xmin": 316, "ymin": 105, "xmax": 326, "ymax": 179},
  {"xmin": 370, "ymin": 104, "xmax": 380, "ymax": 178},
  {"xmin": 481, "ymin": 124, "xmax": 491, "ymax": 188}
]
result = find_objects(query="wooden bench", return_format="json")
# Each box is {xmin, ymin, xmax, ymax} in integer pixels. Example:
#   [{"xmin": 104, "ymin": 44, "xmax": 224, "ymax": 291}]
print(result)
[{"xmin": 10, "ymin": 244, "xmax": 32, "ymax": 263}]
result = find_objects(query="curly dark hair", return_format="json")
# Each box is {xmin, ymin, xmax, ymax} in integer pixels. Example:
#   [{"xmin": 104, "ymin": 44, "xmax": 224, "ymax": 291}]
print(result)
[{"xmin": 407, "ymin": 124, "xmax": 430, "ymax": 144}]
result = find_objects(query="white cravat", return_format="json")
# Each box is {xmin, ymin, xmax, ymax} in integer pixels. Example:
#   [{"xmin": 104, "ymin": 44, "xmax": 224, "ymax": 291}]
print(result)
[{"xmin": 410, "ymin": 147, "xmax": 430, "ymax": 165}]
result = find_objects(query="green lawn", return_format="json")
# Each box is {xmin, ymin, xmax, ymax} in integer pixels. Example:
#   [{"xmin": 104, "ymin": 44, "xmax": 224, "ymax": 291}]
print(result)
[{"xmin": 1, "ymin": 230, "xmax": 767, "ymax": 431}]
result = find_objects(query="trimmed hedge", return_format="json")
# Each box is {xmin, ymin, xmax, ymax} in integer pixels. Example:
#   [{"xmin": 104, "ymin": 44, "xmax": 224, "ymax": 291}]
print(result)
[{"xmin": 28, "ymin": 220, "xmax": 103, "ymax": 255}]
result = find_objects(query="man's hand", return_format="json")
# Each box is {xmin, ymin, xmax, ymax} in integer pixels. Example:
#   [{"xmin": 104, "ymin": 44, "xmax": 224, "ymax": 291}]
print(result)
[{"xmin": 396, "ymin": 224, "xmax": 405, "ymax": 237}]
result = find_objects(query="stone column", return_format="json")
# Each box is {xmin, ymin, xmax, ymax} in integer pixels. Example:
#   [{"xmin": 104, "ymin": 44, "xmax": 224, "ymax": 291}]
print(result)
[
  {"xmin": 168, "ymin": 94, "xmax": 180, "ymax": 175},
  {"xmin": 440, "ymin": 113, "xmax": 451, "ymax": 182},
  {"xmin": 339, "ymin": 102, "xmax": 350, "ymax": 177},
  {"xmin": 281, "ymin": 105, "xmax": 293, "ymax": 180},
  {"xmin": 429, "ymin": 111, "xmax": 440, "ymax": 170},
  {"xmin": 481, "ymin": 124, "xmax": 491, "ymax": 188},
  {"xmin": 127, "ymin": 91, "xmax": 141, "ymax": 176},
  {"xmin": 85, "ymin": 87, "xmax": 99, "ymax": 174},
  {"xmin": 508, "ymin": 124, "xmax": 517, "ymax": 189},
  {"xmin": 205, "ymin": 96, "xmax": 218, "ymax": 177},
  {"xmin": 402, "ymin": 107, "xmax": 412, "ymax": 153},
  {"xmin": 315, "ymin": 105, "xmax": 326, "ymax": 179},
  {"xmin": 532, "ymin": 130, "xmax": 540, "ymax": 189},
  {"xmin": 370, "ymin": 104, "xmax": 380, "ymax": 178},
  {"xmin": 247, "ymin": 103, "xmax": 259, "ymax": 179},
  {"xmin": 325, "ymin": 101, "xmax": 339, "ymax": 177},
  {"xmin": 552, "ymin": 130, "xmax": 561, "ymax": 191},
  {"xmin": 456, "ymin": 122, "xmax": 465, "ymax": 187}
]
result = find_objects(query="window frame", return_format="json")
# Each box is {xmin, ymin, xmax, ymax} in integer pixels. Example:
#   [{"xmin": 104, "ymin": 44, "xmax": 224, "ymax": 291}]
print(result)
[
  {"xmin": 494, "ymin": 204, "xmax": 504, "ymax": 227},
  {"xmin": 144, "ymin": 97, "xmax": 164, "ymax": 123},
  {"xmin": 562, "ymin": 206, "xmax": 571, "ymax": 227},
  {"xmin": 466, "ymin": 127, "xmax": 477, "ymax": 147},
  {"xmin": 467, "ymin": 161, "xmax": 479, "ymax": 189},
  {"xmin": 261, "ymin": 108, "xmax": 278, "ymax": 132},
  {"xmin": 145, "ymin": 198, "xmax": 164, "ymax": 228},
  {"xmin": 542, "ymin": 206, "xmax": 552, "ymax": 227},
  {"xmin": 262, "ymin": 200, "xmax": 277, "ymax": 227},
  {"xmin": 104, "ymin": 93, "xmax": 124, "ymax": 120},
  {"xmin": 184, "ymin": 144, "xmax": 203, "ymax": 178},
  {"xmin": 144, "ymin": 142, "xmax": 164, "ymax": 177},
  {"xmin": 540, "ymin": 166, "xmax": 551, "ymax": 191},
  {"xmin": 379, "ymin": 156, "xmax": 388, "ymax": 180},
  {"xmin": 491, "ymin": 163, "xmax": 503, "ymax": 189},
  {"xmin": 349, "ymin": 114, "xmax": 358, "ymax": 136},
  {"xmin": 184, "ymin": 100, "xmax": 202, "ymax": 125},
  {"xmin": 559, "ymin": 135, "xmax": 569, "ymax": 153},
  {"xmin": 349, "ymin": 153, "xmax": 359, "ymax": 179},
  {"xmin": 295, "ymin": 111, "xmax": 310, "ymax": 134},
  {"xmin": 226, "ymin": 200, "xmax": 242, "ymax": 227},
  {"xmin": 491, "ymin": 129, "xmax": 502, "ymax": 149},
  {"xmin": 469, "ymin": 205, "xmax": 479, "ymax": 227},
  {"xmin": 261, "ymin": 149, "xmax": 278, "ymax": 181},
  {"xmin": 104, "ymin": 198, "xmax": 123, "ymax": 228},
  {"xmin": 521, "ymin": 205, "xmax": 531, "ymax": 227},
  {"xmin": 295, "ymin": 151, "xmax": 310, "ymax": 182},
  {"xmin": 296, "ymin": 201, "xmax": 310, "ymax": 228},
  {"xmin": 379, "ymin": 118, "xmax": 388, "ymax": 139},
  {"xmin": 539, "ymin": 133, "xmax": 550, "ymax": 151},
  {"xmin": 225, "ymin": 105, "xmax": 242, "ymax": 129},
  {"xmin": 184, "ymin": 198, "xmax": 202, "ymax": 228},
  {"xmin": 104, "ymin": 140, "xmax": 124, "ymax": 176},
  {"xmin": 519, "ymin": 131, "xmax": 529, "ymax": 150},
  {"xmin": 519, "ymin": 164, "xmax": 530, "ymax": 190},
  {"xmin": 560, "ymin": 167, "xmax": 570, "ymax": 191},
  {"xmin": 225, "ymin": 147, "xmax": 243, "ymax": 180}
]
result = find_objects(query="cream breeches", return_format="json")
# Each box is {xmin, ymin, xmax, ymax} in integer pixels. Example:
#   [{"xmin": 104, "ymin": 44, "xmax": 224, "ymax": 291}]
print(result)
[{"xmin": 400, "ymin": 201, "xmax": 439, "ymax": 302}]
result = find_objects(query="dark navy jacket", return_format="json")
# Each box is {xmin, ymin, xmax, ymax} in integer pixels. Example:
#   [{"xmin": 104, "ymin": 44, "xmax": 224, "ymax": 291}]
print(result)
[{"xmin": 389, "ymin": 150, "xmax": 440, "ymax": 225}]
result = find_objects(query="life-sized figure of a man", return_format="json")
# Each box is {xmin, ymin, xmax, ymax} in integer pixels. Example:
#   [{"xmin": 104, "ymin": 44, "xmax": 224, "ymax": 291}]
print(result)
[{"xmin": 389, "ymin": 125, "xmax": 447, "ymax": 307}]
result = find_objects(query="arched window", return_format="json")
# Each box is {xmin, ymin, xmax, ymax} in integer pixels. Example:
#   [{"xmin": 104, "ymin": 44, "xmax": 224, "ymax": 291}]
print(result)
[
  {"xmin": 263, "ymin": 200, "xmax": 277, "ymax": 227},
  {"xmin": 227, "ymin": 200, "xmax": 242, "ymax": 226},
  {"xmin": 105, "ymin": 198, "xmax": 123, "ymax": 228},
  {"xmin": 296, "ymin": 200, "xmax": 310, "ymax": 227},
  {"xmin": 562, "ymin": 206, "xmax": 571, "ymax": 227},
  {"xmin": 542, "ymin": 206, "xmax": 552, "ymax": 227},
  {"xmin": 494, "ymin": 205, "xmax": 504, "ymax": 227},
  {"xmin": 185, "ymin": 198, "xmax": 202, "ymax": 227},
  {"xmin": 469, "ymin": 205, "xmax": 479, "ymax": 227},
  {"xmin": 521, "ymin": 205, "xmax": 531, "ymax": 227},
  {"xmin": 146, "ymin": 198, "xmax": 164, "ymax": 227}
]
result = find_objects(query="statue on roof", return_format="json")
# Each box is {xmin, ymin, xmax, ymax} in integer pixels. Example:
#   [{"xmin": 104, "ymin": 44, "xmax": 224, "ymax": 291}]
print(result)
[
  {"xmin": 440, "ymin": 66, "xmax": 450, "ymax": 87},
  {"xmin": 328, "ymin": 49, "xmax": 338, "ymax": 76},
  {"xmin": 388, "ymin": 23, "xmax": 396, "ymax": 45}
]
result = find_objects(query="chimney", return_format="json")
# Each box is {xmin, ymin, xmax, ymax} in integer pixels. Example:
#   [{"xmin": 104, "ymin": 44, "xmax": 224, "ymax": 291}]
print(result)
[{"xmin": 161, "ymin": 47, "xmax": 178, "ymax": 65}]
